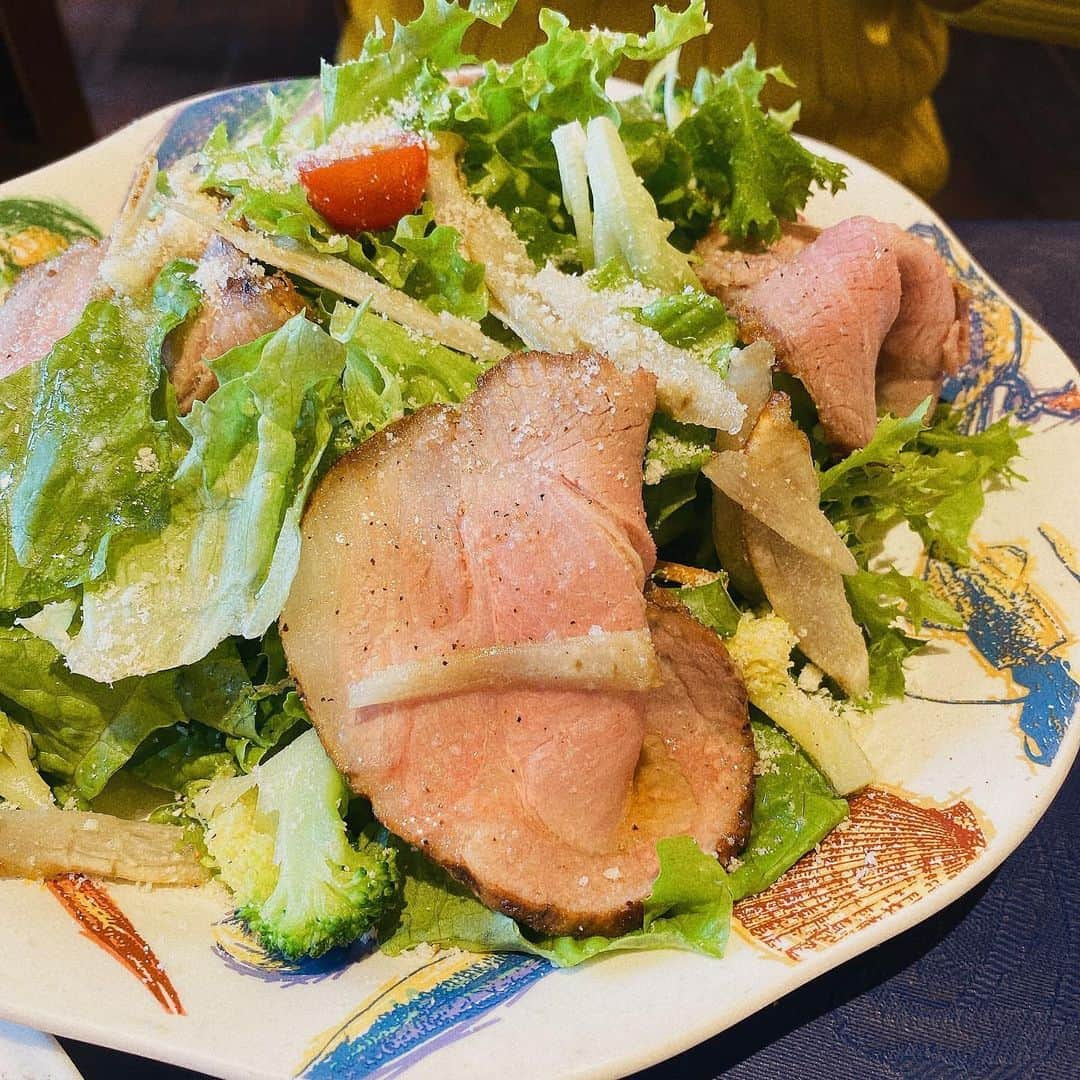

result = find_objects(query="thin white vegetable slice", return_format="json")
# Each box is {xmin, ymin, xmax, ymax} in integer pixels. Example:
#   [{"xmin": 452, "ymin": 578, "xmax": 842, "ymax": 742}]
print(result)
[
  {"xmin": 347, "ymin": 628, "xmax": 660, "ymax": 708},
  {"xmin": 425, "ymin": 139, "xmax": 579, "ymax": 351},
  {"xmin": 165, "ymin": 195, "xmax": 507, "ymax": 362},
  {"xmin": 718, "ymin": 339, "xmax": 775, "ymax": 449},
  {"xmin": 584, "ymin": 116, "xmax": 696, "ymax": 292},
  {"xmin": 744, "ymin": 516, "xmax": 870, "ymax": 698},
  {"xmin": 0, "ymin": 808, "xmax": 209, "ymax": 885},
  {"xmin": 552, "ymin": 121, "xmax": 593, "ymax": 267}
]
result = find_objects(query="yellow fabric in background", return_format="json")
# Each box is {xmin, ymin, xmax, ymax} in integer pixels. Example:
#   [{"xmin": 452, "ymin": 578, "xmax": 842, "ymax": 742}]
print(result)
[
  {"xmin": 340, "ymin": 0, "xmax": 953, "ymax": 198},
  {"xmin": 339, "ymin": 2, "xmax": 1078, "ymax": 199}
]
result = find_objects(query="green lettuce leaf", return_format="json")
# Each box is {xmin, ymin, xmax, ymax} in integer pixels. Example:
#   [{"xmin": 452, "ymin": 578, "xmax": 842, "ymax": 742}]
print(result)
[
  {"xmin": 642, "ymin": 413, "xmax": 713, "ymax": 551},
  {"xmin": 22, "ymin": 315, "xmax": 347, "ymax": 681},
  {"xmin": 643, "ymin": 413, "xmax": 713, "ymax": 485},
  {"xmin": 845, "ymin": 568, "xmax": 963, "ymax": 705},
  {"xmin": 819, "ymin": 402, "xmax": 1023, "ymax": 702},
  {"xmin": 379, "ymin": 834, "xmax": 732, "ymax": 967},
  {"xmin": 440, "ymin": 2, "xmax": 710, "ymax": 261},
  {"xmin": 630, "ymin": 289, "xmax": 737, "ymax": 373},
  {"xmin": 129, "ymin": 724, "xmax": 237, "ymax": 792},
  {"xmin": 619, "ymin": 48, "xmax": 845, "ymax": 248},
  {"xmin": 203, "ymin": 157, "xmax": 488, "ymax": 320},
  {"xmin": 322, "ymin": 0, "xmax": 510, "ymax": 132},
  {"xmin": 820, "ymin": 403, "xmax": 1027, "ymax": 565},
  {"xmin": 670, "ymin": 575, "xmax": 740, "ymax": 637},
  {"xmin": 728, "ymin": 720, "xmax": 848, "ymax": 900},
  {"xmin": 0, "ymin": 707, "xmax": 54, "ymax": 807},
  {"xmin": 0, "ymin": 624, "xmax": 189, "ymax": 801},
  {"xmin": 0, "ymin": 263, "xmax": 200, "ymax": 610},
  {"xmin": 332, "ymin": 300, "xmax": 489, "ymax": 438},
  {"xmin": 0, "ymin": 623, "xmax": 303, "ymax": 799}
]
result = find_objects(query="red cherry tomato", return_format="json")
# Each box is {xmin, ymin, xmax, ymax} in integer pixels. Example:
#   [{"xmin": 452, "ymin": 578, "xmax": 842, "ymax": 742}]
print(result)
[{"xmin": 298, "ymin": 135, "xmax": 428, "ymax": 234}]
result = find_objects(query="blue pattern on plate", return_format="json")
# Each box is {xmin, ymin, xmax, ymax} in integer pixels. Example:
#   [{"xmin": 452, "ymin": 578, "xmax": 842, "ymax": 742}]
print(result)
[{"xmin": 302, "ymin": 954, "xmax": 550, "ymax": 1078}]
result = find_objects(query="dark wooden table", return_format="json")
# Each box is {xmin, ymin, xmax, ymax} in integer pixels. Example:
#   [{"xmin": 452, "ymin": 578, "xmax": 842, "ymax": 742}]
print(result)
[{"xmin": 59, "ymin": 222, "xmax": 1080, "ymax": 1079}]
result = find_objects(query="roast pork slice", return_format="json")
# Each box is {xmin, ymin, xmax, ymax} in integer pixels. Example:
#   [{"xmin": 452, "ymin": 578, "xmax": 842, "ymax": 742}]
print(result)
[
  {"xmin": 875, "ymin": 232, "xmax": 969, "ymax": 419},
  {"xmin": 0, "ymin": 240, "xmax": 104, "ymax": 379},
  {"xmin": 694, "ymin": 220, "xmax": 820, "ymax": 296},
  {"xmin": 728, "ymin": 217, "xmax": 901, "ymax": 452},
  {"xmin": 281, "ymin": 350, "xmax": 754, "ymax": 936},
  {"xmin": 162, "ymin": 235, "xmax": 305, "ymax": 412},
  {"xmin": 698, "ymin": 216, "xmax": 968, "ymax": 452}
]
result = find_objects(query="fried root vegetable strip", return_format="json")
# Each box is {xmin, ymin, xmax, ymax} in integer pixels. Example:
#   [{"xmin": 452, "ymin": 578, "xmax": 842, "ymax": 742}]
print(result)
[
  {"xmin": 0, "ymin": 808, "xmax": 209, "ymax": 886},
  {"xmin": 348, "ymin": 628, "xmax": 660, "ymax": 708},
  {"xmin": 165, "ymin": 196, "xmax": 506, "ymax": 363},
  {"xmin": 705, "ymin": 394, "xmax": 857, "ymax": 576}
]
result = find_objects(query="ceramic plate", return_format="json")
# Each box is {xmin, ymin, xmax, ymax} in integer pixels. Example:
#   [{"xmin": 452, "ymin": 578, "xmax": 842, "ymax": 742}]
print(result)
[{"xmin": 0, "ymin": 82, "xmax": 1078, "ymax": 1080}]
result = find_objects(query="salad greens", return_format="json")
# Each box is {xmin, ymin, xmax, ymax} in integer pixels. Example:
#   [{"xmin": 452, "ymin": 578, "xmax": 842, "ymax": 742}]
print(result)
[
  {"xmin": 23, "ymin": 314, "xmax": 348, "ymax": 681},
  {"xmin": 0, "ymin": 0, "xmax": 1028, "ymax": 970},
  {"xmin": 0, "ymin": 263, "xmax": 198, "ymax": 610},
  {"xmin": 0, "ymin": 707, "xmax": 54, "ymax": 807},
  {"xmin": 820, "ymin": 403, "xmax": 1026, "ymax": 702}
]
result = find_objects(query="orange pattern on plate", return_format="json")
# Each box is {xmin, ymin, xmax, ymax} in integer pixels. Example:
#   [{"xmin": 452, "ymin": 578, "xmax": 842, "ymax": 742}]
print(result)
[
  {"xmin": 734, "ymin": 788, "xmax": 986, "ymax": 961},
  {"xmin": 47, "ymin": 873, "xmax": 184, "ymax": 1014}
]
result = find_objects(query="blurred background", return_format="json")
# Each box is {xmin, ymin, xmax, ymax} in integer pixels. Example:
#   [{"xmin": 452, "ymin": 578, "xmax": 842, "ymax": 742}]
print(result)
[{"xmin": 0, "ymin": 0, "xmax": 1077, "ymax": 219}]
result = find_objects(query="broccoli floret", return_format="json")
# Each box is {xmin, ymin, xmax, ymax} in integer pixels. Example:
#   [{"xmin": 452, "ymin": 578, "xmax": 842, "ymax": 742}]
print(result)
[
  {"xmin": 0, "ymin": 709, "xmax": 54, "ymax": 808},
  {"xmin": 192, "ymin": 728, "xmax": 398, "ymax": 960}
]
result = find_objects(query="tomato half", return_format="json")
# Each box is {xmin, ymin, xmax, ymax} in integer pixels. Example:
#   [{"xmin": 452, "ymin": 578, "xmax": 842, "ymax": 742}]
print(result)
[{"xmin": 298, "ymin": 135, "xmax": 428, "ymax": 234}]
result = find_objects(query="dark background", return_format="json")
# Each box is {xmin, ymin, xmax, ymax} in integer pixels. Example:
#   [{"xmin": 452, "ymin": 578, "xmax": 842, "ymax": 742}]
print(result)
[{"xmin": 2, "ymin": 3, "xmax": 1078, "ymax": 1078}]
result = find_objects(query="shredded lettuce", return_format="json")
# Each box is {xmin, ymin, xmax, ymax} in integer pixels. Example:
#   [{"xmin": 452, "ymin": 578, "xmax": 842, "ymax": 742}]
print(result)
[{"xmin": 0, "ymin": 624, "xmax": 192, "ymax": 801}]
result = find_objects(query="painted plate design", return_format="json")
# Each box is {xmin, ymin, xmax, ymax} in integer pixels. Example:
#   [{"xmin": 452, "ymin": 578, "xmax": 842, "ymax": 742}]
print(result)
[{"xmin": 0, "ymin": 83, "xmax": 1077, "ymax": 1080}]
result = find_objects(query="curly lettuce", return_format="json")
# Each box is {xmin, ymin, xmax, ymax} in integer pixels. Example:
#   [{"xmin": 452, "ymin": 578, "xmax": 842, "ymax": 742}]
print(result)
[{"xmin": 820, "ymin": 402, "xmax": 1027, "ymax": 702}]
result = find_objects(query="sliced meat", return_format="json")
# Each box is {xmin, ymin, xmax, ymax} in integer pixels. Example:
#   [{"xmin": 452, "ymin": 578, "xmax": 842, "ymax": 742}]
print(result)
[
  {"xmin": 875, "ymin": 237, "xmax": 969, "ymax": 419},
  {"xmin": 697, "ymin": 216, "xmax": 967, "ymax": 452},
  {"xmin": 162, "ymin": 235, "xmax": 305, "ymax": 412},
  {"xmin": 0, "ymin": 240, "xmax": 104, "ymax": 379},
  {"xmin": 281, "ymin": 350, "xmax": 754, "ymax": 936},
  {"xmin": 694, "ymin": 220, "xmax": 820, "ymax": 295},
  {"xmin": 727, "ymin": 217, "xmax": 901, "ymax": 452}
]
